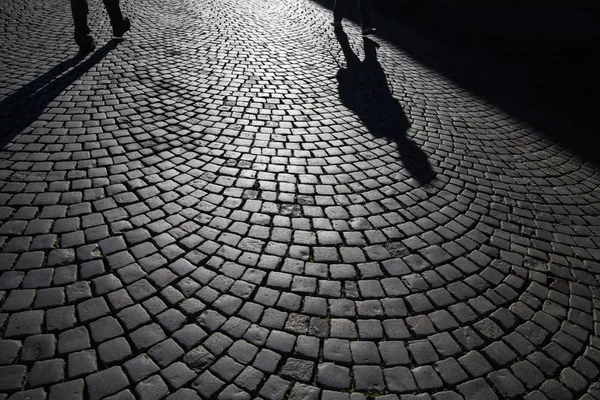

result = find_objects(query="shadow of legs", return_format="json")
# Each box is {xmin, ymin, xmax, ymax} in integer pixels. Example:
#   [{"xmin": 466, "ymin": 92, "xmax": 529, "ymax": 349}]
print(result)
[{"xmin": 0, "ymin": 40, "xmax": 120, "ymax": 148}]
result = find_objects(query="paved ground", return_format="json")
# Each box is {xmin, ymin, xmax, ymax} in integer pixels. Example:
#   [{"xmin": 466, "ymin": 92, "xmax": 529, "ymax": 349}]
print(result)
[{"xmin": 1, "ymin": 0, "xmax": 600, "ymax": 399}]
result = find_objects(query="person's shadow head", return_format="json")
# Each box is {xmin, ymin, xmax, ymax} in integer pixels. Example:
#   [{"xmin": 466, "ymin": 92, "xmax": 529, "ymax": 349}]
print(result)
[
  {"xmin": 334, "ymin": 30, "xmax": 435, "ymax": 184},
  {"xmin": 0, "ymin": 40, "xmax": 121, "ymax": 149}
]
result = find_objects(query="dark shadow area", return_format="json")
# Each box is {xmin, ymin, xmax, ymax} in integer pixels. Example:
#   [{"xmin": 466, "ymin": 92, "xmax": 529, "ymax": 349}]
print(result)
[
  {"xmin": 314, "ymin": 0, "xmax": 600, "ymax": 165},
  {"xmin": 335, "ymin": 28, "xmax": 435, "ymax": 184},
  {"xmin": 0, "ymin": 40, "xmax": 120, "ymax": 149}
]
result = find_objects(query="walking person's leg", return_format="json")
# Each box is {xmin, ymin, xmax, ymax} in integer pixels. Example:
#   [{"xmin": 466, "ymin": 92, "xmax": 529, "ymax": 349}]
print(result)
[
  {"xmin": 332, "ymin": 0, "xmax": 347, "ymax": 26},
  {"xmin": 70, "ymin": 0, "xmax": 95, "ymax": 50},
  {"xmin": 102, "ymin": 0, "xmax": 130, "ymax": 38},
  {"xmin": 358, "ymin": 0, "xmax": 376, "ymax": 35}
]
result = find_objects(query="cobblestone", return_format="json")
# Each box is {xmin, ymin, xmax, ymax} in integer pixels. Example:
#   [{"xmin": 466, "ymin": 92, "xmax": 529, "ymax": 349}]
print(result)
[
  {"xmin": 67, "ymin": 350, "xmax": 97, "ymax": 379},
  {"xmin": 1, "ymin": 0, "xmax": 600, "ymax": 398},
  {"xmin": 27, "ymin": 359, "xmax": 64, "ymax": 387},
  {"xmin": 124, "ymin": 354, "xmax": 160, "ymax": 383},
  {"xmin": 48, "ymin": 379, "xmax": 84, "ymax": 400},
  {"xmin": 0, "ymin": 365, "xmax": 26, "ymax": 391},
  {"xmin": 85, "ymin": 366, "xmax": 130, "ymax": 400}
]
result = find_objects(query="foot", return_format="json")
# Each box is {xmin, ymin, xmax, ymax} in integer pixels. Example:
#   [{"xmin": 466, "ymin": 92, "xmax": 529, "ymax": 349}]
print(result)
[
  {"xmin": 362, "ymin": 27, "xmax": 377, "ymax": 36},
  {"xmin": 76, "ymin": 35, "xmax": 96, "ymax": 57},
  {"xmin": 112, "ymin": 17, "xmax": 131, "ymax": 39},
  {"xmin": 363, "ymin": 37, "xmax": 380, "ymax": 48}
]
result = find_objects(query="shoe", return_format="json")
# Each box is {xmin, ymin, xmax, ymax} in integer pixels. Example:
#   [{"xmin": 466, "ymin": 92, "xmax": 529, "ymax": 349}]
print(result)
[
  {"xmin": 76, "ymin": 35, "xmax": 96, "ymax": 57},
  {"xmin": 363, "ymin": 37, "xmax": 380, "ymax": 48},
  {"xmin": 112, "ymin": 17, "xmax": 131, "ymax": 38},
  {"xmin": 362, "ymin": 27, "xmax": 377, "ymax": 35}
]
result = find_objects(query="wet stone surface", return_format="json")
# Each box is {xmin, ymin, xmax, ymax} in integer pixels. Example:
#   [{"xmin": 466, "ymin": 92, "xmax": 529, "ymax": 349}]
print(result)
[{"xmin": 1, "ymin": 0, "xmax": 600, "ymax": 399}]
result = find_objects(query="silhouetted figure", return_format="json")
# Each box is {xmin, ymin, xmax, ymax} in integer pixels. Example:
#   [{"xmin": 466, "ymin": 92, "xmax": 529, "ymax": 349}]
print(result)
[
  {"xmin": 332, "ymin": 0, "xmax": 376, "ymax": 35},
  {"xmin": 335, "ymin": 28, "xmax": 435, "ymax": 183},
  {"xmin": 70, "ymin": 0, "xmax": 130, "ymax": 54}
]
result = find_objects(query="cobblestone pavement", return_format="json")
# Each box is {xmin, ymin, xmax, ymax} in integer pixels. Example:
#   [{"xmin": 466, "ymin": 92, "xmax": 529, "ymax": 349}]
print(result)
[{"xmin": 1, "ymin": 0, "xmax": 600, "ymax": 399}]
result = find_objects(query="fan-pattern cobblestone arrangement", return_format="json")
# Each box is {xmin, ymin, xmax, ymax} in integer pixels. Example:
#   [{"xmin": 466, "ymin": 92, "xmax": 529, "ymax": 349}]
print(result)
[{"xmin": 1, "ymin": 0, "xmax": 600, "ymax": 399}]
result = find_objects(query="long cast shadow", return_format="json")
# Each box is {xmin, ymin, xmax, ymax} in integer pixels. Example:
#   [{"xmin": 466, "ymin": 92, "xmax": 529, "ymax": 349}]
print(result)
[
  {"xmin": 0, "ymin": 40, "xmax": 120, "ymax": 149},
  {"xmin": 312, "ymin": 0, "xmax": 600, "ymax": 166},
  {"xmin": 335, "ymin": 28, "xmax": 435, "ymax": 184}
]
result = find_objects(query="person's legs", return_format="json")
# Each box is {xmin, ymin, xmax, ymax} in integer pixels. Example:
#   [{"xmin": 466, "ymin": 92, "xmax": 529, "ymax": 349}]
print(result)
[
  {"xmin": 102, "ymin": 0, "xmax": 130, "ymax": 37},
  {"xmin": 70, "ymin": 0, "xmax": 92, "ymax": 47},
  {"xmin": 102, "ymin": 0, "xmax": 124, "ymax": 27},
  {"xmin": 358, "ymin": 0, "xmax": 375, "ymax": 31},
  {"xmin": 333, "ymin": 0, "xmax": 347, "ymax": 24}
]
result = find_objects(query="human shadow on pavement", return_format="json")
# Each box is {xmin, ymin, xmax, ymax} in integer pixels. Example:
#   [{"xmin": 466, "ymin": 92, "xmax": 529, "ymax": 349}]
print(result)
[
  {"xmin": 313, "ymin": 0, "xmax": 600, "ymax": 166},
  {"xmin": 0, "ymin": 40, "xmax": 120, "ymax": 149},
  {"xmin": 335, "ymin": 28, "xmax": 435, "ymax": 184}
]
